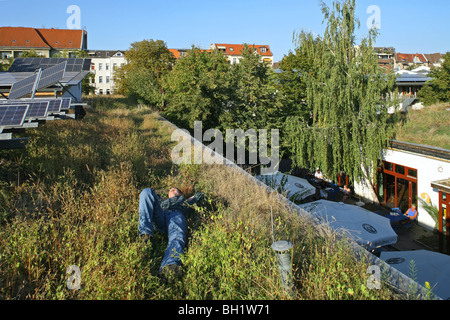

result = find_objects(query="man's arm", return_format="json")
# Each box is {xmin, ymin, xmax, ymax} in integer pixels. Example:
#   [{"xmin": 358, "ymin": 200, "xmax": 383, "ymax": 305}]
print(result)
[{"xmin": 186, "ymin": 192, "xmax": 204, "ymax": 205}]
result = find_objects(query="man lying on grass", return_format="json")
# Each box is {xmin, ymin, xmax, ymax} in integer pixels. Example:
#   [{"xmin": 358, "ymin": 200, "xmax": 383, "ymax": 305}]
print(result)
[{"xmin": 138, "ymin": 187, "xmax": 204, "ymax": 281}]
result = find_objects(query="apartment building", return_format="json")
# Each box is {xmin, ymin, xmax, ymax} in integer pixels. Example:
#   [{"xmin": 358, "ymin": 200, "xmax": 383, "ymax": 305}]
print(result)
[
  {"xmin": 209, "ymin": 43, "xmax": 274, "ymax": 66},
  {"xmin": 88, "ymin": 50, "xmax": 127, "ymax": 95},
  {"xmin": 0, "ymin": 26, "xmax": 87, "ymax": 59},
  {"xmin": 374, "ymin": 47, "xmax": 396, "ymax": 71}
]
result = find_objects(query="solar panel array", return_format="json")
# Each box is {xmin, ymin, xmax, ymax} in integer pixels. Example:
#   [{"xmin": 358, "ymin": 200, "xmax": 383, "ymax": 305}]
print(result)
[
  {"xmin": 9, "ymin": 58, "xmax": 91, "ymax": 73},
  {"xmin": 1, "ymin": 100, "xmax": 49, "ymax": 119},
  {"xmin": 0, "ymin": 98, "xmax": 71, "ymax": 115},
  {"xmin": 1, "ymin": 57, "xmax": 87, "ymax": 149}
]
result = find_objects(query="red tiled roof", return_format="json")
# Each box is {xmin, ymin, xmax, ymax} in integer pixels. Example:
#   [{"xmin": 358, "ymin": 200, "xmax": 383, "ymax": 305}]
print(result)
[
  {"xmin": 424, "ymin": 53, "xmax": 444, "ymax": 64},
  {"xmin": 0, "ymin": 27, "xmax": 48, "ymax": 48},
  {"xmin": 36, "ymin": 28, "xmax": 85, "ymax": 49},
  {"xmin": 396, "ymin": 53, "xmax": 427, "ymax": 63},
  {"xmin": 168, "ymin": 49, "xmax": 181, "ymax": 59},
  {"xmin": 169, "ymin": 48, "xmax": 212, "ymax": 59},
  {"xmin": 213, "ymin": 43, "xmax": 273, "ymax": 57},
  {"xmin": 0, "ymin": 27, "xmax": 85, "ymax": 49}
]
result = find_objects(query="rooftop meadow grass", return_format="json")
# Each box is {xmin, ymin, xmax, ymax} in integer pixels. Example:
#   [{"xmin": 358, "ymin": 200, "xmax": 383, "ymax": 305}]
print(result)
[
  {"xmin": 394, "ymin": 103, "xmax": 450, "ymax": 150},
  {"xmin": 0, "ymin": 96, "xmax": 402, "ymax": 300}
]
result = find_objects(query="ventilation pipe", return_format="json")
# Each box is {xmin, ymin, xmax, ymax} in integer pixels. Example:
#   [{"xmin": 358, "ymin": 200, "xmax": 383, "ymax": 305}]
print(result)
[{"xmin": 271, "ymin": 240, "xmax": 294, "ymax": 297}]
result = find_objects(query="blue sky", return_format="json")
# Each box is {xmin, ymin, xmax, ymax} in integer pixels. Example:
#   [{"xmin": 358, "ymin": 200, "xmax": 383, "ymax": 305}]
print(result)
[{"xmin": 1, "ymin": 0, "xmax": 449, "ymax": 61}]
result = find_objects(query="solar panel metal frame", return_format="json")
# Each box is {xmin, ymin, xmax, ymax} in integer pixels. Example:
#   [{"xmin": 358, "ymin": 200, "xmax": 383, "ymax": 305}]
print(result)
[
  {"xmin": 37, "ymin": 62, "xmax": 67, "ymax": 90},
  {"xmin": 0, "ymin": 104, "xmax": 30, "ymax": 127},
  {"xmin": 8, "ymin": 73, "xmax": 38, "ymax": 100}
]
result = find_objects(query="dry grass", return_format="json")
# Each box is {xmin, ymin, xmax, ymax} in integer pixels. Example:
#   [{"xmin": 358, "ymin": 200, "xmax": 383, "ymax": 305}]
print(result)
[{"xmin": 395, "ymin": 103, "xmax": 450, "ymax": 149}]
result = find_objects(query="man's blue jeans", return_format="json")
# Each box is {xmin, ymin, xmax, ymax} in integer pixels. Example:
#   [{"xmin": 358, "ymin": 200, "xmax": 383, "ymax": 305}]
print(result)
[{"xmin": 138, "ymin": 188, "xmax": 188, "ymax": 271}]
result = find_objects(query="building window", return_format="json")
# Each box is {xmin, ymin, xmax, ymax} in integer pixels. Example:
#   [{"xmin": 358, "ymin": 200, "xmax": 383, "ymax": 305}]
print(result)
[
  {"xmin": 438, "ymin": 191, "xmax": 450, "ymax": 253},
  {"xmin": 99, "ymin": 76, "xmax": 103, "ymax": 83},
  {"xmin": 106, "ymin": 76, "xmax": 110, "ymax": 83},
  {"xmin": 395, "ymin": 165, "xmax": 405, "ymax": 175},
  {"xmin": 407, "ymin": 168, "xmax": 417, "ymax": 178},
  {"xmin": 106, "ymin": 63, "xmax": 109, "ymax": 70},
  {"xmin": 98, "ymin": 63, "xmax": 103, "ymax": 71},
  {"xmin": 377, "ymin": 161, "xmax": 418, "ymax": 212},
  {"xmin": 260, "ymin": 47, "xmax": 267, "ymax": 53}
]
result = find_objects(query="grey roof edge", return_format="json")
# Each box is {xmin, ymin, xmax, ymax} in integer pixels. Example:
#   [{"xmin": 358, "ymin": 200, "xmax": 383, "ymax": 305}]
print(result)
[{"xmin": 389, "ymin": 140, "xmax": 450, "ymax": 161}]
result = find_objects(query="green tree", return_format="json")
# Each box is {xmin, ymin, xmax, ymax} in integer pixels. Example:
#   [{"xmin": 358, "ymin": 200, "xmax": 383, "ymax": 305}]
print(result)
[
  {"xmin": 220, "ymin": 44, "xmax": 283, "ymax": 131},
  {"xmin": 285, "ymin": 0, "xmax": 398, "ymax": 201},
  {"xmin": 53, "ymin": 49, "xmax": 88, "ymax": 58},
  {"xmin": 418, "ymin": 52, "xmax": 450, "ymax": 105},
  {"xmin": 277, "ymin": 36, "xmax": 323, "ymax": 156},
  {"xmin": 20, "ymin": 50, "xmax": 43, "ymax": 57},
  {"xmin": 0, "ymin": 57, "xmax": 14, "ymax": 71},
  {"xmin": 277, "ymin": 34, "xmax": 322, "ymax": 119},
  {"xmin": 114, "ymin": 39, "xmax": 175, "ymax": 107},
  {"xmin": 162, "ymin": 47, "xmax": 232, "ymax": 130}
]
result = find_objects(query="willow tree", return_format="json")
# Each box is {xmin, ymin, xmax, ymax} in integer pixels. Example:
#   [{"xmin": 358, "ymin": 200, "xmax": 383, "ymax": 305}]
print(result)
[{"xmin": 285, "ymin": 0, "xmax": 397, "ymax": 201}]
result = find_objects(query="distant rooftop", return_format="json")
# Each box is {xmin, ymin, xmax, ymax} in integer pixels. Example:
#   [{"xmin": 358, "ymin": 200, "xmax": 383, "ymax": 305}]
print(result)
[{"xmin": 0, "ymin": 26, "xmax": 86, "ymax": 50}]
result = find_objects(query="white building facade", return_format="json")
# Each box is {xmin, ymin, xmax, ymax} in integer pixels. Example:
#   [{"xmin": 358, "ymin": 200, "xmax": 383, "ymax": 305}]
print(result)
[
  {"xmin": 88, "ymin": 50, "xmax": 127, "ymax": 95},
  {"xmin": 379, "ymin": 142, "xmax": 450, "ymax": 230}
]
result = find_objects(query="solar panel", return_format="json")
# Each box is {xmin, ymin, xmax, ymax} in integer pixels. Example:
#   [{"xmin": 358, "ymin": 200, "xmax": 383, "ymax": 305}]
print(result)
[
  {"xmin": 37, "ymin": 62, "xmax": 66, "ymax": 90},
  {"xmin": 25, "ymin": 101, "xmax": 49, "ymax": 119},
  {"xmin": 60, "ymin": 98, "xmax": 72, "ymax": 110},
  {"xmin": 47, "ymin": 99, "xmax": 63, "ymax": 113},
  {"xmin": 0, "ymin": 104, "xmax": 29, "ymax": 127},
  {"xmin": 8, "ymin": 73, "xmax": 38, "ymax": 100}
]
